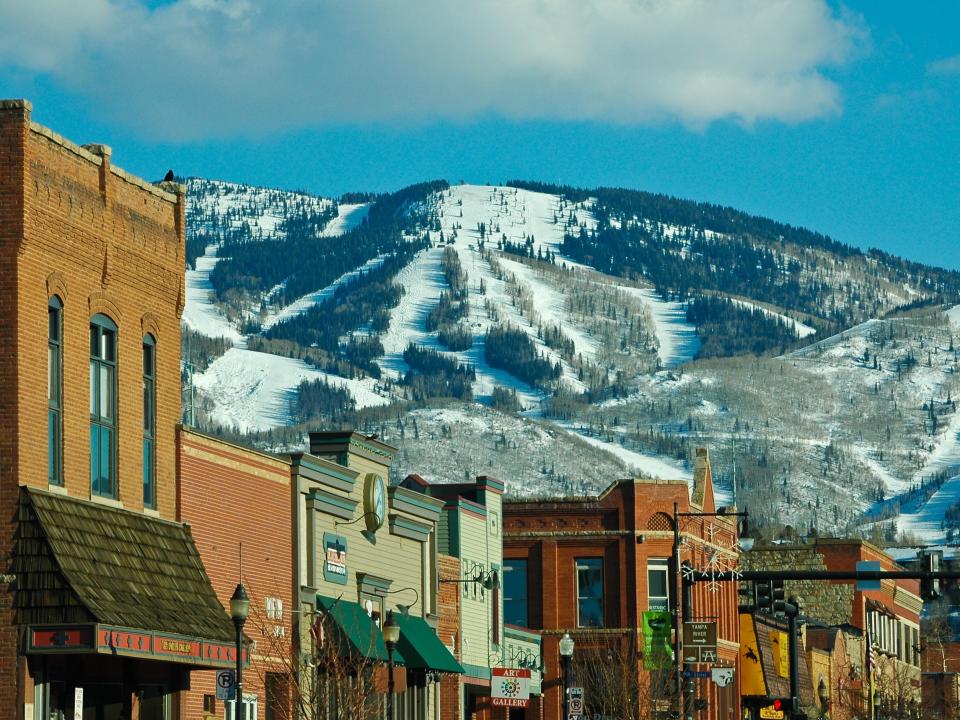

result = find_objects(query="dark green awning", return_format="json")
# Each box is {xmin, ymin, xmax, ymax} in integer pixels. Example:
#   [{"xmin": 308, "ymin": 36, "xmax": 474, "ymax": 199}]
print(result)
[
  {"xmin": 394, "ymin": 614, "xmax": 463, "ymax": 674},
  {"xmin": 316, "ymin": 595, "xmax": 404, "ymax": 664}
]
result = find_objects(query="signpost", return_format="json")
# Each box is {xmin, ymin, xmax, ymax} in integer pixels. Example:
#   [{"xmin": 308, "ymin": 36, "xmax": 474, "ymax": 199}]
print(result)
[
  {"xmin": 568, "ymin": 687, "xmax": 584, "ymax": 718},
  {"xmin": 491, "ymin": 667, "xmax": 531, "ymax": 708},
  {"xmin": 216, "ymin": 669, "xmax": 236, "ymax": 701},
  {"xmin": 73, "ymin": 688, "xmax": 83, "ymax": 720},
  {"xmin": 682, "ymin": 621, "xmax": 718, "ymax": 664}
]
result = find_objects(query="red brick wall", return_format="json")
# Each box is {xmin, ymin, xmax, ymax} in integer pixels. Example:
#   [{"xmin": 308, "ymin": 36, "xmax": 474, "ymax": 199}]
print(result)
[
  {"xmin": 439, "ymin": 553, "xmax": 463, "ymax": 720},
  {"xmin": 0, "ymin": 100, "xmax": 185, "ymax": 720},
  {"xmin": 177, "ymin": 428, "xmax": 294, "ymax": 720}
]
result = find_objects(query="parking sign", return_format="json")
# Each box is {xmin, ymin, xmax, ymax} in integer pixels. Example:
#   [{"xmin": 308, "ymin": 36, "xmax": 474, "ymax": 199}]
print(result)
[{"xmin": 216, "ymin": 669, "xmax": 236, "ymax": 701}]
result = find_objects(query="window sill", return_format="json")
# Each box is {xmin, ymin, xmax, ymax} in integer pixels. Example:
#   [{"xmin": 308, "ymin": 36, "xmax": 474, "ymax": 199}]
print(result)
[
  {"xmin": 88, "ymin": 494, "xmax": 124, "ymax": 510},
  {"xmin": 47, "ymin": 484, "xmax": 69, "ymax": 496},
  {"xmin": 143, "ymin": 508, "xmax": 160, "ymax": 518}
]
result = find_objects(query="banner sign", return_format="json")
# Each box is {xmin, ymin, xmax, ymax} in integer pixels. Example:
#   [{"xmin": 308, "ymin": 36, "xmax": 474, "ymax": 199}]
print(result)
[
  {"xmin": 492, "ymin": 667, "xmax": 531, "ymax": 707},
  {"xmin": 642, "ymin": 611, "xmax": 673, "ymax": 669}
]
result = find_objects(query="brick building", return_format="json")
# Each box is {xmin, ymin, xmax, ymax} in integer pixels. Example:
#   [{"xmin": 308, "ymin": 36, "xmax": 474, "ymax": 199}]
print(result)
[
  {"xmin": 503, "ymin": 449, "xmax": 742, "ymax": 720},
  {"xmin": 744, "ymin": 539, "xmax": 923, "ymax": 717},
  {"xmin": 0, "ymin": 100, "xmax": 236, "ymax": 720},
  {"xmin": 177, "ymin": 428, "xmax": 294, "ymax": 719}
]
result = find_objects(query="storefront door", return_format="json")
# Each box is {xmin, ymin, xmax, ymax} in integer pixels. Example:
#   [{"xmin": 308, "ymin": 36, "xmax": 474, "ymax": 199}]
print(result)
[
  {"xmin": 82, "ymin": 684, "xmax": 124, "ymax": 720},
  {"xmin": 139, "ymin": 686, "xmax": 169, "ymax": 720}
]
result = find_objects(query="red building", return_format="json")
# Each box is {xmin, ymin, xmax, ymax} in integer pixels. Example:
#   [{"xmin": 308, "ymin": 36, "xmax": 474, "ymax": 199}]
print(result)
[{"xmin": 503, "ymin": 448, "xmax": 742, "ymax": 720}]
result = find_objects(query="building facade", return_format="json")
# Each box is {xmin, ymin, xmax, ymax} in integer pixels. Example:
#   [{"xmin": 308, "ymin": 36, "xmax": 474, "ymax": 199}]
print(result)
[
  {"xmin": 177, "ymin": 428, "xmax": 295, "ymax": 720},
  {"xmin": 0, "ymin": 100, "xmax": 236, "ymax": 720},
  {"xmin": 297, "ymin": 431, "xmax": 462, "ymax": 720},
  {"xmin": 503, "ymin": 449, "xmax": 741, "ymax": 720}
]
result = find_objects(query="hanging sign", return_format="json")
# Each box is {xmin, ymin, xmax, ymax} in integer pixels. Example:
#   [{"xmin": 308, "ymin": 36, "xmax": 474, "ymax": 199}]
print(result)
[
  {"xmin": 683, "ymin": 621, "xmax": 718, "ymax": 664},
  {"xmin": 323, "ymin": 532, "xmax": 348, "ymax": 584},
  {"xmin": 492, "ymin": 667, "xmax": 531, "ymax": 707},
  {"xmin": 73, "ymin": 688, "xmax": 83, "ymax": 720}
]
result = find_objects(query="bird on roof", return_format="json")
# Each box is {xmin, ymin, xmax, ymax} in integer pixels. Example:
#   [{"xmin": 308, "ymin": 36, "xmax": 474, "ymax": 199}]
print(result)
[{"xmin": 163, "ymin": 169, "xmax": 175, "ymax": 182}]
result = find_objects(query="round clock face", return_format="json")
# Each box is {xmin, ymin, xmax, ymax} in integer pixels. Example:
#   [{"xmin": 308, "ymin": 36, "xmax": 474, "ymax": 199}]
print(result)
[{"xmin": 364, "ymin": 473, "xmax": 386, "ymax": 532}]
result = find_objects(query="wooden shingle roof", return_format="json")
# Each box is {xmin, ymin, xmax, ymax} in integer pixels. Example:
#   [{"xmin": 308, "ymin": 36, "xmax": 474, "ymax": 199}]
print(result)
[{"xmin": 15, "ymin": 487, "xmax": 234, "ymax": 643}]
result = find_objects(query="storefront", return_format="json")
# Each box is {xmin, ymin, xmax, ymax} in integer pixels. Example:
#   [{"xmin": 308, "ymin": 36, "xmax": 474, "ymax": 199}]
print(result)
[{"xmin": 15, "ymin": 488, "xmax": 242, "ymax": 720}]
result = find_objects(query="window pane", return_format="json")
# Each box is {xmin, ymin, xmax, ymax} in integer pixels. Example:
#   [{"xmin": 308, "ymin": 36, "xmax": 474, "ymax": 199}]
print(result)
[
  {"xmin": 49, "ymin": 410, "xmax": 60, "ymax": 484},
  {"xmin": 99, "ymin": 365, "xmax": 114, "ymax": 422},
  {"xmin": 503, "ymin": 559, "xmax": 528, "ymax": 627},
  {"xmin": 48, "ymin": 306, "xmax": 59, "ymax": 340},
  {"xmin": 48, "ymin": 345, "xmax": 54, "ymax": 402},
  {"xmin": 143, "ymin": 438, "xmax": 155, "ymax": 508},
  {"xmin": 90, "ymin": 325, "xmax": 98, "ymax": 356},
  {"xmin": 90, "ymin": 425, "xmax": 100, "ymax": 494},
  {"xmin": 143, "ymin": 342, "xmax": 154, "ymax": 376},
  {"xmin": 90, "ymin": 361, "xmax": 97, "ymax": 415},
  {"xmin": 577, "ymin": 558, "xmax": 604, "ymax": 628},
  {"xmin": 100, "ymin": 426, "xmax": 113, "ymax": 496},
  {"xmin": 143, "ymin": 378, "xmax": 154, "ymax": 433},
  {"xmin": 101, "ymin": 328, "xmax": 115, "ymax": 362}
]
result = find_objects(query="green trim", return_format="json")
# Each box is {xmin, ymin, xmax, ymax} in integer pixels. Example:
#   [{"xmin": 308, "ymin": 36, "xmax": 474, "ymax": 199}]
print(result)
[
  {"xmin": 447, "ymin": 508, "xmax": 461, "ymax": 556},
  {"xmin": 456, "ymin": 498, "xmax": 487, "ymax": 517},
  {"xmin": 389, "ymin": 514, "xmax": 432, "ymax": 542},
  {"xmin": 357, "ymin": 572, "xmax": 392, "ymax": 595},
  {"xmin": 389, "ymin": 486, "xmax": 444, "ymax": 521},
  {"xmin": 461, "ymin": 662, "xmax": 491, "ymax": 681},
  {"xmin": 307, "ymin": 488, "xmax": 358, "ymax": 520},
  {"xmin": 504, "ymin": 626, "xmax": 542, "ymax": 643}
]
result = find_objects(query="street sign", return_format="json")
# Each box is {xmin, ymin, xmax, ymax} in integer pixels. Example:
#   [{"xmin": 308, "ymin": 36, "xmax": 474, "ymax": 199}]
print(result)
[
  {"xmin": 856, "ymin": 561, "xmax": 881, "ymax": 590},
  {"xmin": 682, "ymin": 670, "xmax": 711, "ymax": 679},
  {"xmin": 682, "ymin": 621, "xmax": 718, "ymax": 664},
  {"xmin": 492, "ymin": 667, "xmax": 531, "ymax": 708},
  {"xmin": 73, "ymin": 688, "xmax": 83, "ymax": 720},
  {"xmin": 216, "ymin": 669, "xmax": 236, "ymax": 701},
  {"xmin": 568, "ymin": 687, "xmax": 584, "ymax": 717}
]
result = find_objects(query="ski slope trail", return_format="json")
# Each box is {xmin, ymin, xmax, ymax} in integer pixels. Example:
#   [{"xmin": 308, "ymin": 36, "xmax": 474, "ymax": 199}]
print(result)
[{"xmin": 182, "ymin": 243, "xmax": 245, "ymax": 344}]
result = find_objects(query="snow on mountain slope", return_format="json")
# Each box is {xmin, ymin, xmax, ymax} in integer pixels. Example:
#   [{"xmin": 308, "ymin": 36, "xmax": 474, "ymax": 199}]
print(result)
[
  {"xmin": 729, "ymin": 298, "xmax": 816, "ymax": 339},
  {"xmin": 322, "ymin": 203, "xmax": 370, "ymax": 236},
  {"xmin": 194, "ymin": 347, "xmax": 389, "ymax": 432},
  {"xmin": 182, "ymin": 243, "xmax": 245, "ymax": 344},
  {"xmin": 621, "ymin": 287, "xmax": 700, "ymax": 368},
  {"xmin": 261, "ymin": 254, "xmax": 388, "ymax": 332}
]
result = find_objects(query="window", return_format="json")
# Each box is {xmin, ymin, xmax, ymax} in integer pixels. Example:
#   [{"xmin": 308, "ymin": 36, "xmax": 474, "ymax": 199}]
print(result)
[
  {"xmin": 90, "ymin": 315, "xmax": 117, "ymax": 498},
  {"xmin": 48, "ymin": 297, "xmax": 63, "ymax": 485},
  {"xmin": 225, "ymin": 694, "xmax": 258, "ymax": 720},
  {"xmin": 575, "ymin": 557, "xmax": 604, "ymax": 628},
  {"xmin": 647, "ymin": 559, "xmax": 670, "ymax": 612},
  {"xmin": 503, "ymin": 559, "xmax": 529, "ymax": 627},
  {"xmin": 204, "ymin": 695, "xmax": 216, "ymax": 713},
  {"xmin": 143, "ymin": 335, "xmax": 156, "ymax": 508}
]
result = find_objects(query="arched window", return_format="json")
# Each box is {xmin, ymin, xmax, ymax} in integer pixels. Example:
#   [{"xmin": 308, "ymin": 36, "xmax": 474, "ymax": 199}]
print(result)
[
  {"xmin": 143, "ymin": 334, "xmax": 156, "ymax": 509},
  {"xmin": 48, "ymin": 296, "xmax": 63, "ymax": 485},
  {"xmin": 90, "ymin": 314, "xmax": 117, "ymax": 498}
]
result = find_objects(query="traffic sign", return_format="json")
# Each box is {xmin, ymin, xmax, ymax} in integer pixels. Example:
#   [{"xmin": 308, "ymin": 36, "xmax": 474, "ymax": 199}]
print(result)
[
  {"xmin": 216, "ymin": 669, "xmax": 236, "ymax": 701},
  {"xmin": 682, "ymin": 621, "xmax": 718, "ymax": 664},
  {"xmin": 568, "ymin": 687, "xmax": 584, "ymax": 717},
  {"xmin": 682, "ymin": 670, "xmax": 711, "ymax": 679}
]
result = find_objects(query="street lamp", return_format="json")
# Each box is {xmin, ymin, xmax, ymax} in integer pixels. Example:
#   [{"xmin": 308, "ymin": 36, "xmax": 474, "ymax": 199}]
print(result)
[
  {"xmin": 559, "ymin": 632, "xmax": 575, "ymax": 720},
  {"xmin": 383, "ymin": 610, "xmax": 401, "ymax": 720},
  {"xmin": 230, "ymin": 583, "xmax": 250, "ymax": 720},
  {"xmin": 818, "ymin": 677, "xmax": 830, "ymax": 719}
]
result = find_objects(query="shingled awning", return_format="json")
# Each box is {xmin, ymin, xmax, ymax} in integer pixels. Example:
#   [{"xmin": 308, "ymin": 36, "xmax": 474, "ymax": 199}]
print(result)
[{"xmin": 15, "ymin": 487, "xmax": 241, "ymax": 668}]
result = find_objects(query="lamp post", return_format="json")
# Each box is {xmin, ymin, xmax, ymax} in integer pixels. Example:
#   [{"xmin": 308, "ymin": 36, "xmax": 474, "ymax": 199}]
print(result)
[
  {"xmin": 230, "ymin": 583, "xmax": 250, "ymax": 720},
  {"xmin": 559, "ymin": 632, "xmax": 575, "ymax": 720},
  {"xmin": 383, "ymin": 610, "xmax": 401, "ymax": 720}
]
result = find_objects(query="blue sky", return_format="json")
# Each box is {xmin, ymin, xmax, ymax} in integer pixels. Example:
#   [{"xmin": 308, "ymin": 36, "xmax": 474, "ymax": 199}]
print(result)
[{"xmin": 1, "ymin": 1, "xmax": 958, "ymax": 269}]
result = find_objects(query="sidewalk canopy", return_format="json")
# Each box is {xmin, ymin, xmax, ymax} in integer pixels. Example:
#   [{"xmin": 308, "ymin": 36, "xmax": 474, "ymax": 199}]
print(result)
[
  {"xmin": 317, "ymin": 595, "xmax": 405, "ymax": 664},
  {"xmin": 16, "ymin": 487, "xmax": 240, "ymax": 668},
  {"xmin": 394, "ymin": 614, "xmax": 463, "ymax": 674}
]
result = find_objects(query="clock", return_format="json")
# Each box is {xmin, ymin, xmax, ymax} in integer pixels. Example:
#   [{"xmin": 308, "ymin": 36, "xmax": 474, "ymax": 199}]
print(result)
[{"xmin": 364, "ymin": 473, "xmax": 386, "ymax": 532}]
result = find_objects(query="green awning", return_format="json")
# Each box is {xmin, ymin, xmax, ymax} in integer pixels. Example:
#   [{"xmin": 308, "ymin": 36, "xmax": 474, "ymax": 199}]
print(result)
[
  {"xmin": 316, "ymin": 595, "xmax": 404, "ymax": 664},
  {"xmin": 394, "ymin": 614, "xmax": 463, "ymax": 674}
]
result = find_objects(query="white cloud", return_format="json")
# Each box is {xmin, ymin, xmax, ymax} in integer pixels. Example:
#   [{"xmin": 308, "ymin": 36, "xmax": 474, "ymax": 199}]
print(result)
[
  {"xmin": 0, "ymin": 0, "xmax": 862, "ymax": 140},
  {"xmin": 928, "ymin": 54, "xmax": 960, "ymax": 76}
]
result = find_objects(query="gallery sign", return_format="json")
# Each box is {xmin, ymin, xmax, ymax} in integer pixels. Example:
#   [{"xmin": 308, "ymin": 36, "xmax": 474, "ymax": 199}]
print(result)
[
  {"xmin": 323, "ymin": 532, "xmax": 348, "ymax": 584},
  {"xmin": 492, "ymin": 667, "xmax": 531, "ymax": 707}
]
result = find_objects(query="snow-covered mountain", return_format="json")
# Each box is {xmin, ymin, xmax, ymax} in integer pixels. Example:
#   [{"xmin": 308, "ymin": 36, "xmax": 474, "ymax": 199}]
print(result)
[{"xmin": 180, "ymin": 177, "xmax": 960, "ymax": 549}]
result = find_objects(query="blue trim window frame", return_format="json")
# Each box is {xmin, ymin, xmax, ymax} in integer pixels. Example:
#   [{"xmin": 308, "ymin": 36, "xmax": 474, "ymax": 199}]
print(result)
[
  {"xmin": 575, "ymin": 557, "xmax": 604, "ymax": 628},
  {"xmin": 142, "ymin": 334, "xmax": 156, "ymax": 509},
  {"xmin": 90, "ymin": 314, "xmax": 117, "ymax": 498},
  {"xmin": 48, "ymin": 297, "xmax": 63, "ymax": 486}
]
